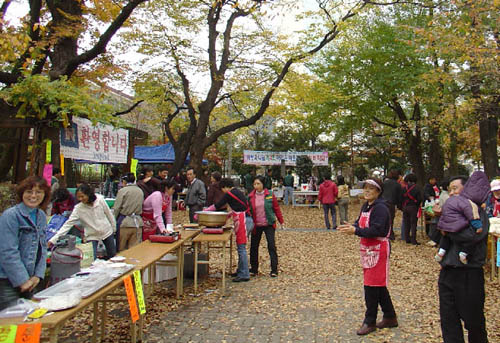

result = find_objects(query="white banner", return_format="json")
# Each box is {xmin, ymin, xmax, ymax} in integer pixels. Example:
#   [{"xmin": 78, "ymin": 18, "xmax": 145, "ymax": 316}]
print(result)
[
  {"xmin": 60, "ymin": 117, "xmax": 128, "ymax": 163},
  {"xmin": 243, "ymin": 150, "xmax": 328, "ymax": 166}
]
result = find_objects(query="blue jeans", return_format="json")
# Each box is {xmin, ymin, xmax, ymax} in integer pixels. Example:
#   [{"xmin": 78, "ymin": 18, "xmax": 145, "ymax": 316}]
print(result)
[
  {"xmin": 91, "ymin": 235, "xmax": 117, "ymax": 260},
  {"xmin": 236, "ymin": 244, "xmax": 250, "ymax": 279},
  {"xmin": 323, "ymin": 203, "xmax": 337, "ymax": 229},
  {"xmin": 284, "ymin": 186, "xmax": 295, "ymax": 205}
]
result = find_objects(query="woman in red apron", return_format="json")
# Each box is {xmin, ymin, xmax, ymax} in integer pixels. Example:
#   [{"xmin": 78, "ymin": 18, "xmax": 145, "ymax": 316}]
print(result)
[
  {"xmin": 339, "ymin": 178, "xmax": 398, "ymax": 336},
  {"xmin": 142, "ymin": 179, "xmax": 176, "ymax": 241}
]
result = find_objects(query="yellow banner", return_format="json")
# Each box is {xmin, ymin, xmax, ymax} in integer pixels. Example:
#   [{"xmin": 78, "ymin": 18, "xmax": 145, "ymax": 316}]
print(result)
[
  {"xmin": 60, "ymin": 154, "xmax": 65, "ymax": 176},
  {"xmin": 133, "ymin": 270, "xmax": 146, "ymax": 315},
  {"xmin": 45, "ymin": 140, "xmax": 51, "ymax": 163},
  {"xmin": 130, "ymin": 158, "xmax": 138, "ymax": 178}
]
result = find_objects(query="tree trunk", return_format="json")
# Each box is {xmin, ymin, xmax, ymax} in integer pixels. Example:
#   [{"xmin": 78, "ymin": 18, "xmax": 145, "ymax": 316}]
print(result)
[
  {"xmin": 479, "ymin": 114, "xmax": 499, "ymax": 179},
  {"xmin": 407, "ymin": 133, "xmax": 426, "ymax": 188},
  {"xmin": 428, "ymin": 125, "xmax": 444, "ymax": 180}
]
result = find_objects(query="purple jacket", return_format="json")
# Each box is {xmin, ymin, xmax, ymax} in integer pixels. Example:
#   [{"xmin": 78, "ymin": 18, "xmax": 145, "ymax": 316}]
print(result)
[{"xmin": 438, "ymin": 171, "xmax": 490, "ymax": 233}]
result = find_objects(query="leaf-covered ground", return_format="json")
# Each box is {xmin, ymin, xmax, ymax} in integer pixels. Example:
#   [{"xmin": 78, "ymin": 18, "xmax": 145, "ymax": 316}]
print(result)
[{"xmin": 58, "ymin": 202, "xmax": 500, "ymax": 342}]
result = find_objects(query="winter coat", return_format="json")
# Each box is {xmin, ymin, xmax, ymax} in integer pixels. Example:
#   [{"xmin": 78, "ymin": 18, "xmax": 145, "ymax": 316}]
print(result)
[
  {"xmin": 185, "ymin": 178, "xmax": 206, "ymax": 207},
  {"xmin": 382, "ymin": 178, "xmax": 403, "ymax": 208},
  {"xmin": 318, "ymin": 180, "xmax": 338, "ymax": 205},
  {"xmin": 50, "ymin": 194, "xmax": 115, "ymax": 244},
  {"xmin": 438, "ymin": 171, "xmax": 491, "ymax": 233}
]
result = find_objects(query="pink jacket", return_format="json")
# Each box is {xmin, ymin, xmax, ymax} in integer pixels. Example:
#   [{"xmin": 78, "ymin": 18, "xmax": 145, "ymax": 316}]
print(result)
[{"xmin": 143, "ymin": 191, "xmax": 172, "ymax": 232}]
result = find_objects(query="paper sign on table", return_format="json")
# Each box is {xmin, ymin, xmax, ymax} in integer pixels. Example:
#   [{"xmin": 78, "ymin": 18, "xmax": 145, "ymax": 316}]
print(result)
[
  {"xmin": 60, "ymin": 154, "xmax": 65, "ymax": 176},
  {"xmin": 124, "ymin": 275, "xmax": 140, "ymax": 323},
  {"xmin": 130, "ymin": 158, "xmax": 138, "ymax": 178},
  {"xmin": 0, "ymin": 325, "xmax": 17, "ymax": 343},
  {"xmin": 133, "ymin": 270, "xmax": 146, "ymax": 315},
  {"xmin": 45, "ymin": 140, "xmax": 52, "ymax": 163},
  {"xmin": 14, "ymin": 323, "xmax": 41, "ymax": 343},
  {"xmin": 43, "ymin": 164, "xmax": 53, "ymax": 186}
]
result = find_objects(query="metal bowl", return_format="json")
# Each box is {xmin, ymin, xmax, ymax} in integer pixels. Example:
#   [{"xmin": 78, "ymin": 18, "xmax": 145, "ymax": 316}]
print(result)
[{"xmin": 195, "ymin": 211, "xmax": 229, "ymax": 227}]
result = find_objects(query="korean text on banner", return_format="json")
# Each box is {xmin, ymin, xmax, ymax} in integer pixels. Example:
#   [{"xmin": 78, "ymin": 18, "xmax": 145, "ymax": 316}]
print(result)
[
  {"xmin": 0, "ymin": 325, "xmax": 17, "ymax": 343},
  {"xmin": 60, "ymin": 116, "xmax": 129, "ymax": 164},
  {"xmin": 243, "ymin": 150, "xmax": 328, "ymax": 166},
  {"xmin": 124, "ymin": 275, "xmax": 140, "ymax": 323},
  {"xmin": 14, "ymin": 323, "xmax": 41, "ymax": 343},
  {"xmin": 45, "ymin": 140, "xmax": 51, "ymax": 163},
  {"xmin": 133, "ymin": 270, "xmax": 146, "ymax": 315}
]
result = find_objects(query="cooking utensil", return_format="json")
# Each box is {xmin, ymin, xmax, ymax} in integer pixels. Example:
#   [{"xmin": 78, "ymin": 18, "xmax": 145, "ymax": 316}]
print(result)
[{"xmin": 195, "ymin": 211, "xmax": 229, "ymax": 227}]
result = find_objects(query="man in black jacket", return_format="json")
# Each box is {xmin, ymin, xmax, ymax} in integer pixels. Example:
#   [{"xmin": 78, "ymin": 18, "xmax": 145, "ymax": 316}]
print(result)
[
  {"xmin": 382, "ymin": 170, "xmax": 403, "ymax": 240},
  {"xmin": 437, "ymin": 175, "xmax": 489, "ymax": 343}
]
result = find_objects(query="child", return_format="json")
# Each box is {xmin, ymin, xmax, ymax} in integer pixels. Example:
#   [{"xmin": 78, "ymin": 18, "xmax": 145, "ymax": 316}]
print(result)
[
  {"xmin": 207, "ymin": 178, "xmax": 251, "ymax": 282},
  {"xmin": 435, "ymin": 171, "xmax": 490, "ymax": 264}
]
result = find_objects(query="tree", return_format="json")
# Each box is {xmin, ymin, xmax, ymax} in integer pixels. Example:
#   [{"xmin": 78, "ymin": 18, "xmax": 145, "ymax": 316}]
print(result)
[
  {"xmin": 0, "ymin": 0, "xmax": 149, "ymax": 178},
  {"xmin": 295, "ymin": 156, "xmax": 313, "ymax": 184},
  {"xmin": 126, "ymin": 0, "xmax": 374, "ymax": 177}
]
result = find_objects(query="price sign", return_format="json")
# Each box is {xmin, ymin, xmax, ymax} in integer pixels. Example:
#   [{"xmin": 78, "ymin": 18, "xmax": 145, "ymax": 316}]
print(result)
[
  {"xmin": 60, "ymin": 154, "xmax": 65, "ymax": 176},
  {"xmin": 133, "ymin": 270, "xmax": 146, "ymax": 315},
  {"xmin": 0, "ymin": 325, "xmax": 17, "ymax": 343},
  {"xmin": 14, "ymin": 323, "xmax": 41, "ymax": 343},
  {"xmin": 124, "ymin": 275, "xmax": 140, "ymax": 323},
  {"xmin": 130, "ymin": 158, "xmax": 138, "ymax": 178}
]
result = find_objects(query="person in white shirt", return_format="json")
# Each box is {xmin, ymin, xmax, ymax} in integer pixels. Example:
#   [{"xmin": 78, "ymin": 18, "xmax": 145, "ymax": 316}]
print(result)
[{"xmin": 49, "ymin": 183, "xmax": 116, "ymax": 260}]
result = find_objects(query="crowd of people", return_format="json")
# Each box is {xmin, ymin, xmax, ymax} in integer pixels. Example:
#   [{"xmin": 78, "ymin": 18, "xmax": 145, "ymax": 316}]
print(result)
[{"xmin": 1, "ymin": 164, "xmax": 499, "ymax": 343}]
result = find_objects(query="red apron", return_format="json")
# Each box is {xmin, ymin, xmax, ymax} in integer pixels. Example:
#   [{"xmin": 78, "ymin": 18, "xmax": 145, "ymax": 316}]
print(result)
[
  {"xmin": 358, "ymin": 209, "xmax": 391, "ymax": 287},
  {"xmin": 141, "ymin": 194, "xmax": 168, "ymax": 241},
  {"xmin": 231, "ymin": 211, "xmax": 247, "ymax": 245}
]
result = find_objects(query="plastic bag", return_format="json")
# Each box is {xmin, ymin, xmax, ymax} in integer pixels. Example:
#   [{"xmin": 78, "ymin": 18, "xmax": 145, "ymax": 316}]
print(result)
[
  {"xmin": 0, "ymin": 299, "xmax": 39, "ymax": 318},
  {"xmin": 46, "ymin": 214, "xmax": 68, "ymax": 242}
]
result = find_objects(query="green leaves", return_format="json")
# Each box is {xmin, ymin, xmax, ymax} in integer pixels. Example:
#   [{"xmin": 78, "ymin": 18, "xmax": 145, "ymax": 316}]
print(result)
[{"xmin": 0, "ymin": 75, "xmax": 122, "ymax": 128}]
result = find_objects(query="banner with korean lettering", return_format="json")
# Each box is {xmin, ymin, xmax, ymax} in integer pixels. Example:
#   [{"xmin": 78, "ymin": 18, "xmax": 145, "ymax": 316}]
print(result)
[
  {"xmin": 243, "ymin": 151, "xmax": 328, "ymax": 166},
  {"xmin": 60, "ymin": 117, "xmax": 128, "ymax": 164}
]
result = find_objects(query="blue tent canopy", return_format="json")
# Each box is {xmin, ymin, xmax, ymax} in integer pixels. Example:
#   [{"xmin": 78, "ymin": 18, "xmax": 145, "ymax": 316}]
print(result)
[
  {"xmin": 134, "ymin": 143, "xmax": 177, "ymax": 163},
  {"xmin": 134, "ymin": 143, "xmax": 207, "ymax": 164}
]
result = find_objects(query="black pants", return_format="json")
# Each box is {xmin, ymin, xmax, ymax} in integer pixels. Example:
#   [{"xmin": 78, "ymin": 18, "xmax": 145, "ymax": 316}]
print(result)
[
  {"xmin": 403, "ymin": 205, "xmax": 418, "ymax": 243},
  {"xmin": 0, "ymin": 279, "xmax": 32, "ymax": 311},
  {"xmin": 188, "ymin": 204, "xmax": 203, "ymax": 223},
  {"xmin": 439, "ymin": 268, "xmax": 488, "ymax": 343},
  {"xmin": 387, "ymin": 202, "xmax": 396, "ymax": 240},
  {"xmin": 250, "ymin": 225, "xmax": 278, "ymax": 274},
  {"xmin": 364, "ymin": 286, "xmax": 396, "ymax": 325}
]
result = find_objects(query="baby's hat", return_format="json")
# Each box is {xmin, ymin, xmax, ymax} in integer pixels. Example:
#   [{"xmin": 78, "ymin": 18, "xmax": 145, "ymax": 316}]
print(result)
[{"xmin": 491, "ymin": 179, "xmax": 500, "ymax": 192}]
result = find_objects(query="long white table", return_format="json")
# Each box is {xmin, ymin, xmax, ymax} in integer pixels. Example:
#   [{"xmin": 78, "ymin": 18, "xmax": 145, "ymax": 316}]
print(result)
[{"xmin": 292, "ymin": 191, "xmax": 320, "ymax": 208}]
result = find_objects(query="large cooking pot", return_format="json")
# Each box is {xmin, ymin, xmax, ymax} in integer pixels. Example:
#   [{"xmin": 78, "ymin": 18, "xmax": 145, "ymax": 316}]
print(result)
[{"xmin": 195, "ymin": 211, "xmax": 229, "ymax": 227}]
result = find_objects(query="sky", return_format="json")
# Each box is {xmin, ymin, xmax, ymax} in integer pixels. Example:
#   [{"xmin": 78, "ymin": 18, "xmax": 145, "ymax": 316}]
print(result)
[{"xmin": 4, "ymin": 0, "xmax": 319, "ymax": 95}]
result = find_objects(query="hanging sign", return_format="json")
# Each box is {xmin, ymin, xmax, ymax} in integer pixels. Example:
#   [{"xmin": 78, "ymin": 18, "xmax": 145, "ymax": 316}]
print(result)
[
  {"xmin": 124, "ymin": 275, "xmax": 139, "ymax": 323},
  {"xmin": 0, "ymin": 325, "xmax": 17, "ymax": 343},
  {"xmin": 45, "ymin": 140, "xmax": 52, "ymax": 163},
  {"xmin": 60, "ymin": 117, "xmax": 129, "ymax": 164},
  {"xmin": 43, "ymin": 164, "xmax": 53, "ymax": 186},
  {"xmin": 59, "ymin": 154, "xmax": 65, "ymax": 176},
  {"xmin": 130, "ymin": 158, "xmax": 139, "ymax": 178},
  {"xmin": 133, "ymin": 270, "xmax": 146, "ymax": 315},
  {"xmin": 243, "ymin": 150, "xmax": 329, "ymax": 166}
]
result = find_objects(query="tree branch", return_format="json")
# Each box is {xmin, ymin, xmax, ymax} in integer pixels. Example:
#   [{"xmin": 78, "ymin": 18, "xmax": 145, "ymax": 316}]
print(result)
[
  {"xmin": 0, "ymin": 0, "xmax": 11, "ymax": 22},
  {"xmin": 113, "ymin": 100, "xmax": 144, "ymax": 117},
  {"xmin": 372, "ymin": 116, "xmax": 398, "ymax": 128},
  {"xmin": 59, "ymin": 0, "xmax": 149, "ymax": 78}
]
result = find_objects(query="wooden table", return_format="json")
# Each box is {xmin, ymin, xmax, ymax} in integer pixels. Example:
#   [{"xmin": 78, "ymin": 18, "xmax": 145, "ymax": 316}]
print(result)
[
  {"xmin": 292, "ymin": 191, "xmax": 320, "ymax": 208},
  {"xmin": 490, "ymin": 232, "xmax": 499, "ymax": 283},
  {"xmin": 0, "ymin": 229, "xmax": 200, "ymax": 343},
  {"xmin": 0, "ymin": 269, "xmax": 135, "ymax": 343},
  {"xmin": 192, "ymin": 230, "xmax": 233, "ymax": 296}
]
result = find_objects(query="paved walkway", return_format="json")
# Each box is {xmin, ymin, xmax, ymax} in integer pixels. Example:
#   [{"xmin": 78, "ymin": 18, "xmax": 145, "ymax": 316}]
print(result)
[{"xmin": 143, "ymin": 229, "xmax": 439, "ymax": 343}]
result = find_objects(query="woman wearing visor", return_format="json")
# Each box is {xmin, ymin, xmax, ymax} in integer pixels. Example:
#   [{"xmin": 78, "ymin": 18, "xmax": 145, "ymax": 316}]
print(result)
[{"xmin": 339, "ymin": 178, "xmax": 398, "ymax": 336}]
